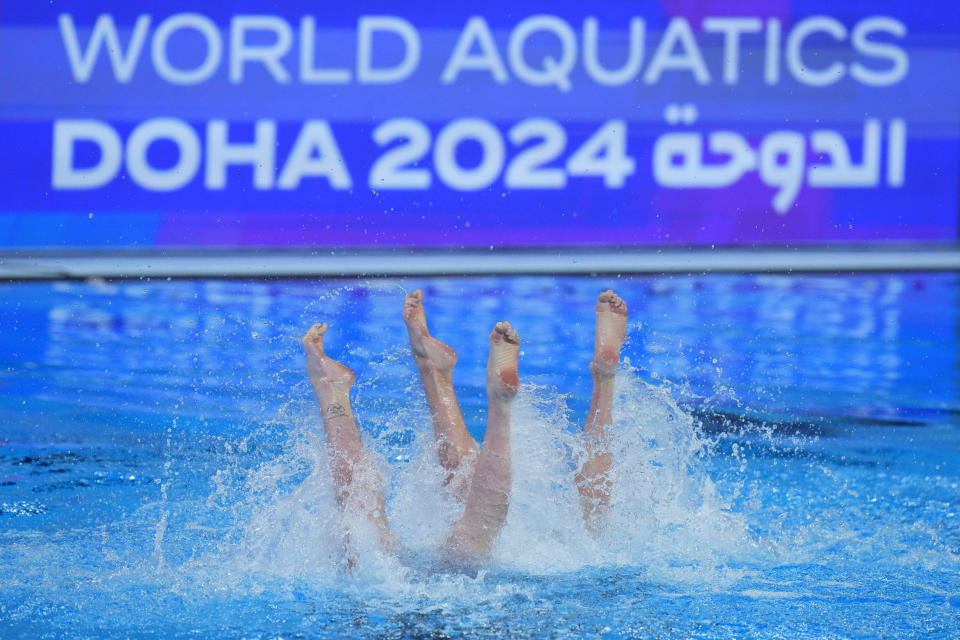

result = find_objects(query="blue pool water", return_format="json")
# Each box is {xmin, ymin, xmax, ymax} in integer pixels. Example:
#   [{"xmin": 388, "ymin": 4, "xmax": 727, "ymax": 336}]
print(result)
[{"xmin": 1, "ymin": 274, "xmax": 958, "ymax": 638}]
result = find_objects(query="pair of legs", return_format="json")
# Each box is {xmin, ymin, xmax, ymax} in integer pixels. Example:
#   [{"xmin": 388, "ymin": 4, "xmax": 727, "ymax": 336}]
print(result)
[{"xmin": 301, "ymin": 290, "xmax": 627, "ymax": 565}]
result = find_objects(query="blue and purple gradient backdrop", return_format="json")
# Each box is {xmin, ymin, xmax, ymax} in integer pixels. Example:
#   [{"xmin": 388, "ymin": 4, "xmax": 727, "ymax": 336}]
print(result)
[{"xmin": 0, "ymin": 0, "xmax": 958, "ymax": 248}]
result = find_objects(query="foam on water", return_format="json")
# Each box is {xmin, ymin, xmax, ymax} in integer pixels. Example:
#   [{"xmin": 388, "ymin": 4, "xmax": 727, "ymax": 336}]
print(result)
[{"xmin": 202, "ymin": 362, "xmax": 755, "ymax": 598}]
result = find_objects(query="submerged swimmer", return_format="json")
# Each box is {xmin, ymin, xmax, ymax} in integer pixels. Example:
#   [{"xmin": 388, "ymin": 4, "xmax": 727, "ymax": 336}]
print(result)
[{"xmin": 301, "ymin": 289, "xmax": 628, "ymax": 568}]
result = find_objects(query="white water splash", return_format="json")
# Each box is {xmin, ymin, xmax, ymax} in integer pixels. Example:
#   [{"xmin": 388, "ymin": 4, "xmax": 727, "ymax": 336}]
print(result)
[{"xmin": 221, "ymin": 365, "xmax": 754, "ymax": 591}]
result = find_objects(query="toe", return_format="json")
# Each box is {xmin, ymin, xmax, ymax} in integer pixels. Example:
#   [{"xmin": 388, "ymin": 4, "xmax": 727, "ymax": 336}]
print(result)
[
  {"xmin": 307, "ymin": 322, "xmax": 327, "ymax": 339},
  {"xmin": 497, "ymin": 322, "xmax": 520, "ymax": 344},
  {"xmin": 404, "ymin": 291, "xmax": 426, "ymax": 320},
  {"xmin": 302, "ymin": 323, "xmax": 327, "ymax": 349},
  {"xmin": 600, "ymin": 290, "xmax": 627, "ymax": 314}
]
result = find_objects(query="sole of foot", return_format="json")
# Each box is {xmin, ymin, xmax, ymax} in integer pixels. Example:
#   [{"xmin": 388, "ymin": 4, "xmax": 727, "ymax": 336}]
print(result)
[
  {"xmin": 488, "ymin": 321, "xmax": 520, "ymax": 399},
  {"xmin": 591, "ymin": 290, "xmax": 628, "ymax": 377}
]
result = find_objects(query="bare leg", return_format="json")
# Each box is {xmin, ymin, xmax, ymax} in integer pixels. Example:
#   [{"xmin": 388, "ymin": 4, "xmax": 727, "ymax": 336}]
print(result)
[
  {"xmin": 403, "ymin": 290, "xmax": 477, "ymax": 500},
  {"xmin": 302, "ymin": 322, "xmax": 395, "ymax": 552},
  {"xmin": 575, "ymin": 290, "xmax": 628, "ymax": 530},
  {"xmin": 443, "ymin": 322, "xmax": 520, "ymax": 566}
]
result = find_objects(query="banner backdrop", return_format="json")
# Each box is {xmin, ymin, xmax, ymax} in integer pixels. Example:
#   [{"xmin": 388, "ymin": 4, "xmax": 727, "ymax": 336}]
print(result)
[{"xmin": 1, "ymin": 1, "xmax": 958, "ymax": 248}]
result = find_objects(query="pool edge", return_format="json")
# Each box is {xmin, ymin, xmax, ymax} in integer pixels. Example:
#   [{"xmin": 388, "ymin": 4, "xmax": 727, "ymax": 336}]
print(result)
[{"xmin": 3, "ymin": 246, "xmax": 960, "ymax": 280}]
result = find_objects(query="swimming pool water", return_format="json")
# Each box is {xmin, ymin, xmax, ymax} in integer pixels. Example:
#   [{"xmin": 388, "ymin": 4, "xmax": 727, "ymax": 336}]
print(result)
[{"xmin": 1, "ymin": 274, "xmax": 958, "ymax": 638}]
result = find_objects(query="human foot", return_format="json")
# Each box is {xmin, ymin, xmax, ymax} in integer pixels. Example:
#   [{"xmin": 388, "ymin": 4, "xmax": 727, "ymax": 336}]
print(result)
[
  {"xmin": 591, "ymin": 290, "xmax": 627, "ymax": 377},
  {"xmin": 302, "ymin": 322, "xmax": 356, "ymax": 390},
  {"xmin": 403, "ymin": 290, "xmax": 458, "ymax": 372},
  {"xmin": 487, "ymin": 321, "xmax": 520, "ymax": 399}
]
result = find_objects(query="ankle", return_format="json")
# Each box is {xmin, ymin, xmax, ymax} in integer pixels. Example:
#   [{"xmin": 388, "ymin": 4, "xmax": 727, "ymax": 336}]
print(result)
[
  {"xmin": 313, "ymin": 384, "xmax": 351, "ymax": 407},
  {"xmin": 589, "ymin": 361, "xmax": 617, "ymax": 379},
  {"xmin": 417, "ymin": 357, "xmax": 454, "ymax": 378},
  {"xmin": 432, "ymin": 367, "xmax": 456, "ymax": 386}
]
